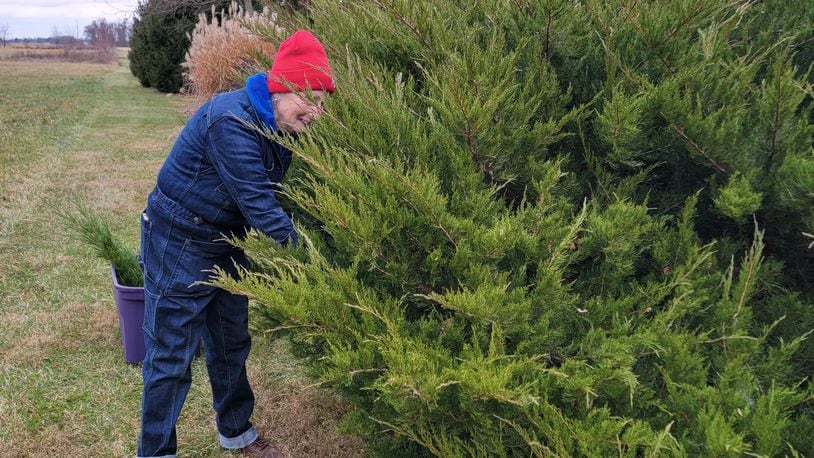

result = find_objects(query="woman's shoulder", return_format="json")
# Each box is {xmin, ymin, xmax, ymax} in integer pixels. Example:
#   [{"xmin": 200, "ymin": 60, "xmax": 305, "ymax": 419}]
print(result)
[{"xmin": 206, "ymin": 88, "xmax": 254, "ymax": 124}]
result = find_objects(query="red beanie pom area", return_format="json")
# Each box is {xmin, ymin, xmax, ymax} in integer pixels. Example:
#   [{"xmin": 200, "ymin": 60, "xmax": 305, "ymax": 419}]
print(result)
[{"xmin": 267, "ymin": 30, "xmax": 335, "ymax": 94}]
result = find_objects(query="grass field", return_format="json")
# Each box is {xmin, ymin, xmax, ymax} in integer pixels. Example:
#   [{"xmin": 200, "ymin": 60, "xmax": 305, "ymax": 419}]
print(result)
[
  {"xmin": 0, "ymin": 51, "xmax": 366, "ymax": 457},
  {"xmin": 0, "ymin": 44, "xmax": 116, "ymax": 64}
]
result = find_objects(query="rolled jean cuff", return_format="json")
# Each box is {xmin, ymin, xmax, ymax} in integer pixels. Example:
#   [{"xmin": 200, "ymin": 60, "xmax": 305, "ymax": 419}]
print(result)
[
  {"xmin": 136, "ymin": 455, "xmax": 176, "ymax": 458},
  {"xmin": 219, "ymin": 425, "xmax": 258, "ymax": 449}
]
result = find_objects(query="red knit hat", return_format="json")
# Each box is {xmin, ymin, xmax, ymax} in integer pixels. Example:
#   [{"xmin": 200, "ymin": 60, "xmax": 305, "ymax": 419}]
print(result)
[{"xmin": 267, "ymin": 30, "xmax": 335, "ymax": 94}]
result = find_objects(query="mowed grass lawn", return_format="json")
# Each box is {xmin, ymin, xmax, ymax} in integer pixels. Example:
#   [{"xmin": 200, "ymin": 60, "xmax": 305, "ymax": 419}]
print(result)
[{"xmin": 0, "ymin": 51, "xmax": 366, "ymax": 457}]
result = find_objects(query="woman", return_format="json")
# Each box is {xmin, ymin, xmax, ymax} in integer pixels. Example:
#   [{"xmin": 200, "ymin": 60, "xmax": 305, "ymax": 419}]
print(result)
[{"xmin": 137, "ymin": 30, "xmax": 334, "ymax": 458}]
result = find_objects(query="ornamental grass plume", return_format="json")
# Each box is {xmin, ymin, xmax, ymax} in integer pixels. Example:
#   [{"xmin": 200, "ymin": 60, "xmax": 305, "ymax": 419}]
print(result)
[{"xmin": 182, "ymin": 1, "xmax": 282, "ymax": 111}]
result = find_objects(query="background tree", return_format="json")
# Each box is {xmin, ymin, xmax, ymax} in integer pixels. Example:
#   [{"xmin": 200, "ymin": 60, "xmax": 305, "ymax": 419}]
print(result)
[
  {"xmin": 0, "ymin": 23, "xmax": 9, "ymax": 47},
  {"xmin": 129, "ymin": 0, "xmax": 263, "ymax": 92},
  {"xmin": 84, "ymin": 19, "xmax": 117, "ymax": 48},
  {"xmin": 129, "ymin": 0, "xmax": 198, "ymax": 92},
  {"xmin": 114, "ymin": 20, "xmax": 130, "ymax": 47}
]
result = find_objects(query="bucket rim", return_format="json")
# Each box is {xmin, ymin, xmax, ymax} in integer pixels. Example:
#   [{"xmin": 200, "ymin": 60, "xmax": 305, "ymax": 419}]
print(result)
[{"xmin": 110, "ymin": 265, "xmax": 144, "ymax": 292}]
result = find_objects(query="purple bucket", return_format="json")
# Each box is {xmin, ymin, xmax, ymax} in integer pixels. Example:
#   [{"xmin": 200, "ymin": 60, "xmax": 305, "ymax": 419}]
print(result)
[{"xmin": 111, "ymin": 266, "xmax": 146, "ymax": 364}]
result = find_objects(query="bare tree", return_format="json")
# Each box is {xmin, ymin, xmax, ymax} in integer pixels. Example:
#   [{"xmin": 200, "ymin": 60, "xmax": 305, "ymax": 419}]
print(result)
[
  {"xmin": 140, "ymin": 0, "xmax": 223, "ymax": 16},
  {"xmin": 84, "ymin": 18, "xmax": 130, "ymax": 48},
  {"xmin": 84, "ymin": 19, "xmax": 115, "ymax": 47},
  {"xmin": 0, "ymin": 23, "xmax": 9, "ymax": 47},
  {"xmin": 138, "ymin": 0, "xmax": 263, "ymax": 18},
  {"xmin": 114, "ymin": 20, "xmax": 130, "ymax": 46}
]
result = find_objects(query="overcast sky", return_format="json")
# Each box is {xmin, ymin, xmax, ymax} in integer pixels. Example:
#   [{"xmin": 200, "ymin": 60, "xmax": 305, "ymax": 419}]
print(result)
[{"xmin": 0, "ymin": 0, "xmax": 138, "ymax": 39}]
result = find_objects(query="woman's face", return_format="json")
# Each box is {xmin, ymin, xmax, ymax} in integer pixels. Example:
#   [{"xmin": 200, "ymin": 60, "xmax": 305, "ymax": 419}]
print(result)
[{"xmin": 273, "ymin": 91, "xmax": 326, "ymax": 134}]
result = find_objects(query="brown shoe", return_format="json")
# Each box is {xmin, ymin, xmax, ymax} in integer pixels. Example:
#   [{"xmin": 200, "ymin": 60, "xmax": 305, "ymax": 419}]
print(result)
[{"xmin": 241, "ymin": 437, "xmax": 284, "ymax": 458}]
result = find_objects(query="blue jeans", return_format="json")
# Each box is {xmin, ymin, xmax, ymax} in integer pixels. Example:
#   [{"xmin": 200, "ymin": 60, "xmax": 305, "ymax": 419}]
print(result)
[{"xmin": 138, "ymin": 188, "xmax": 257, "ymax": 457}]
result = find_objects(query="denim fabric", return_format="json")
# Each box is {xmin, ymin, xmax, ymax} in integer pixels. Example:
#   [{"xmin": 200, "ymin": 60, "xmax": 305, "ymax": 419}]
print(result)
[
  {"xmin": 219, "ymin": 425, "xmax": 258, "ymax": 449},
  {"xmin": 137, "ymin": 75, "xmax": 293, "ymax": 456},
  {"xmin": 156, "ymin": 74, "xmax": 297, "ymax": 246},
  {"xmin": 138, "ymin": 189, "xmax": 258, "ymax": 457}
]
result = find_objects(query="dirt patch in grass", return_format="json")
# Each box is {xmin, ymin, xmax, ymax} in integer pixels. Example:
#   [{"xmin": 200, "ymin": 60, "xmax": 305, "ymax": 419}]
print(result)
[
  {"xmin": 1, "ymin": 329, "xmax": 59, "ymax": 366},
  {"xmin": 253, "ymin": 385, "xmax": 367, "ymax": 457},
  {"xmin": 1, "ymin": 302, "xmax": 117, "ymax": 368},
  {"xmin": 243, "ymin": 338, "xmax": 368, "ymax": 457},
  {"xmin": 0, "ymin": 418, "xmax": 87, "ymax": 457}
]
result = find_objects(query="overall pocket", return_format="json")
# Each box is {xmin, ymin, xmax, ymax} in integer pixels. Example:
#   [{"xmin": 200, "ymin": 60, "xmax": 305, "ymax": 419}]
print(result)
[
  {"xmin": 142, "ymin": 289, "xmax": 160, "ymax": 339},
  {"xmin": 166, "ymin": 238, "xmax": 233, "ymax": 297},
  {"xmin": 140, "ymin": 211, "xmax": 157, "ymax": 284}
]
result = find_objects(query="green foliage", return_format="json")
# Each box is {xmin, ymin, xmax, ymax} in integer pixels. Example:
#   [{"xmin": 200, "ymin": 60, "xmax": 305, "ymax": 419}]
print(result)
[
  {"xmin": 129, "ymin": 1, "xmax": 203, "ymax": 92},
  {"xmin": 221, "ymin": 0, "xmax": 814, "ymax": 455},
  {"xmin": 713, "ymin": 173, "xmax": 763, "ymax": 223},
  {"xmin": 60, "ymin": 202, "xmax": 142, "ymax": 287}
]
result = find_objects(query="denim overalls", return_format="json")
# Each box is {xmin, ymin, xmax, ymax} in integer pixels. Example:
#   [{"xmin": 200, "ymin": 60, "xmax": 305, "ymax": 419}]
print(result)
[{"xmin": 138, "ymin": 74, "xmax": 294, "ymax": 457}]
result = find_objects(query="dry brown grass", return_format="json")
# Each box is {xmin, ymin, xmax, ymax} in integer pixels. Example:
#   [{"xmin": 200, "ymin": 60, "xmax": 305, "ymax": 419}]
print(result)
[
  {"xmin": 247, "ymin": 339, "xmax": 368, "ymax": 457},
  {"xmin": 0, "ymin": 43, "xmax": 116, "ymax": 64},
  {"xmin": 0, "ymin": 43, "xmax": 60, "ymax": 58},
  {"xmin": 182, "ymin": 2, "xmax": 281, "ymax": 112},
  {"xmin": 1, "ymin": 301, "xmax": 117, "ymax": 367},
  {"xmin": 0, "ymin": 55, "xmax": 109, "ymax": 77}
]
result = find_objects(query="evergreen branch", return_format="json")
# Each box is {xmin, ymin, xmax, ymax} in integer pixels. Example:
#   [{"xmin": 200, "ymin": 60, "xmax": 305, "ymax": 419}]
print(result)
[
  {"xmin": 435, "ymin": 380, "xmax": 461, "ymax": 390},
  {"xmin": 370, "ymin": 0, "xmax": 432, "ymax": 50},
  {"xmin": 402, "ymin": 383, "xmax": 424, "ymax": 398},
  {"xmin": 301, "ymin": 380, "xmax": 329, "ymax": 390},
  {"xmin": 721, "ymin": 254, "xmax": 735, "ymax": 301},
  {"xmin": 493, "ymin": 415, "xmax": 553, "ymax": 457},
  {"xmin": 236, "ymin": 115, "xmax": 340, "ymax": 180},
  {"xmin": 349, "ymin": 368, "xmax": 388, "ymax": 377},
  {"xmin": 587, "ymin": 1, "xmax": 613, "ymax": 46},
  {"xmin": 629, "ymin": 0, "xmax": 708, "ymax": 74},
  {"xmin": 544, "ymin": 200, "xmax": 588, "ymax": 271},
  {"xmin": 662, "ymin": 0, "xmax": 706, "ymax": 45},
  {"xmin": 344, "ymin": 298, "xmax": 400, "ymax": 335},
  {"xmin": 580, "ymin": 139, "xmax": 612, "ymax": 200},
  {"xmin": 733, "ymin": 225, "xmax": 763, "ymax": 321},
  {"xmin": 618, "ymin": 0, "xmax": 676, "ymax": 74},
  {"xmin": 667, "ymin": 122, "xmax": 728, "ymax": 173},
  {"xmin": 415, "ymin": 293, "xmax": 495, "ymax": 324},
  {"xmin": 543, "ymin": 10, "xmax": 552, "ymax": 60},
  {"xmin": 472, "ymin": 392, "xmax": 524, "ymax": 407},
  {"xmin": 621, "ymin": 0, "xmax": 638, "ymax": 23},
  {"xmin": 378, "ymin": 160, "xmax": 457, "ymax": 247},
  {"xmin": 59, "ymin": 200, "xmax": 142, "ymax": 287},
  {"xmin": 510, "ymin": 0, "xmax": 532, "ymax": 14},
  {"xmin": 647, "ymin": 421, "xmax": 679, "ymax": 458},
  {"xmin": 434, "ymin": 223, "xmax": 457, "ymax": 248},
  {"xmin": 698, "ymin": 335, "xmax": 759, "ymax": 345},
  {"xmin": 368, "ymin": 259, "xmax": 397, "ymax": 280},
  {"xmin": 597, "ymin": 8, "xmax": 744, "ymax": 179},
  {"xmin": 368, "ymin": 417, "xmax": 443, "ymax": 456},
  {"xmin": 262, "ymin": 324, "xmax": 323, "ymax": 334},
  {"xmin": 640, "ymin": 245, "xmax": 716, "ymax": 328},
  {"xmin": 208, "ymin": 266, "xmax": 337, "ymax": 334},
  {"xmin": 455, "ymin": 84, "xmax": 488, "ymax": 180},
  {"xmin": 767, "ymin": 64, "xmax": 785, "ymax": 170}
]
